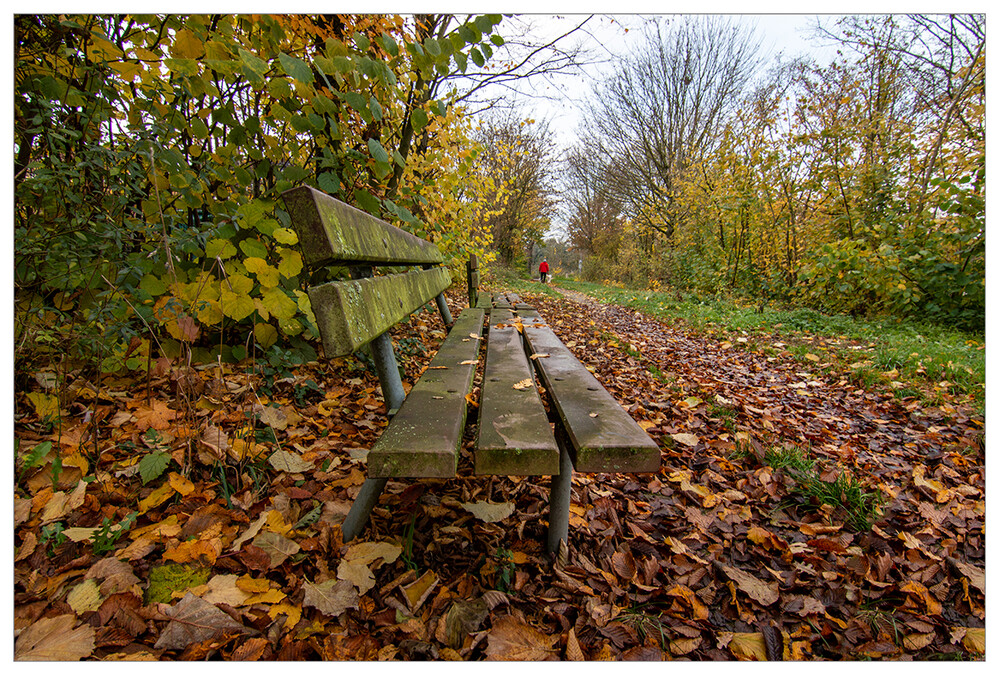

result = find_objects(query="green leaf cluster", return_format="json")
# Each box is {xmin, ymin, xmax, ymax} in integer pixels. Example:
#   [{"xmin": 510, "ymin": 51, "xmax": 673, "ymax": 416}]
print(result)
[{"xmin": 15, "ymin": 13, "xmax": 505, "ymax": 380}]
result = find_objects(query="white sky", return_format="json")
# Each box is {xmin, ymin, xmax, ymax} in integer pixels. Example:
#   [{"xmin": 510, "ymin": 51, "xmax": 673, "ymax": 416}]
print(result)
[{"xmin": 500, "ymin": 13, "xmax": 844, "ymax": 147}]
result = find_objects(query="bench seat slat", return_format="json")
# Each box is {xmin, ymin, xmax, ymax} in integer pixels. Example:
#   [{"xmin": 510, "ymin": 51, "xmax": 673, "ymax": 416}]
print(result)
[
  {"xmin": 283, "ymin": 186, "xmax": 444, "ymax": 267},
  {"xmin": 518, "ymin": 310, "xmax": 661, "ymax": 474},
  {"xmin": 309, "ymin": 267, "xmax": 451, "ymax": 357},
  {"xmin": 476, "ymin": 309, "xmax": 560, "ymax": 476},
  {"xmin": 474, "ymin": 291, "xmax": 493, "ymax": 310},
  {"xmin": 367, "ymin": 309, "xmax": 485, "ymax": 478}
]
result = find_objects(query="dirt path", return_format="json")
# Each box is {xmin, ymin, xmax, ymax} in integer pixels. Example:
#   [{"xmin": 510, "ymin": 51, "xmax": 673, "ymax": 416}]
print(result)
[{"xmin": 517, "ymin": 287, "xmax": 984, "ymax": 659}]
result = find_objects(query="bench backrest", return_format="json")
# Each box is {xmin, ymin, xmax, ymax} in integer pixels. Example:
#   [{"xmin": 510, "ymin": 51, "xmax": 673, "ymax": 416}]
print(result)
[{"xmin": 282, "ymin": 186, "xmax": 451, "ymax": 358}]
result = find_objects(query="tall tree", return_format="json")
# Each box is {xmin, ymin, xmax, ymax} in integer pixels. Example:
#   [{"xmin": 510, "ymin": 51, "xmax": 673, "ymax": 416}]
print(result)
[
  {"xmin": 582, "ymin": 16, "xmax": 762, "ymax": 239},
  {"xmin": 474, "ymin": 112, "xmax": 559, "ymax": 266}
]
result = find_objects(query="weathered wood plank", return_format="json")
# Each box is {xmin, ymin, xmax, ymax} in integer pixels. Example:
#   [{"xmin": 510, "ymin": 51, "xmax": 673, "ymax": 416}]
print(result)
[
  {"xmin": 518, "ymin": 309, "xmax": 661, "ymax": 473},
  {"xmin": 466, "ymin": 254, "xmax": 479, "ymax": 308},
  {"xmin": 474, "ymin": 291, "xmax": 493, "ymax": 310},
  {"xmin": 476, "ymin": 309, "xmax": 559, "ymax": 475},
  {"xmin": 309, "ymin": 267, "xmax": 451, "ymax": 357},
  {"xmin": 282, "ymin": 186, "xmax": 443, "ymax": 267},
  {"xmin": 492, "ymin": 292, "xmax": 521, "ymax": 310},
  {"xmin": 367, "ymin": 309, "xmax": 486, "ymax": 478}
]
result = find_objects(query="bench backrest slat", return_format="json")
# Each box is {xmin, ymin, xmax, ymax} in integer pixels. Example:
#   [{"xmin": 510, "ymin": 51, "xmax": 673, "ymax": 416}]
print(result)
[
  {"xmin": 284, "ymin": 186, "xmax": 443, "ymax": 267},
  {"xmin": 309, "ymin": 267, "xmax": 451, "ymax": 357}
]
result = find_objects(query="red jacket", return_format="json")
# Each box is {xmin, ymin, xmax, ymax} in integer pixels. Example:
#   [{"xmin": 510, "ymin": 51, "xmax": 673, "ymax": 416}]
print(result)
[{"xmin": 539, "ymin": 261, "xmax": 549, "ymax": 273}]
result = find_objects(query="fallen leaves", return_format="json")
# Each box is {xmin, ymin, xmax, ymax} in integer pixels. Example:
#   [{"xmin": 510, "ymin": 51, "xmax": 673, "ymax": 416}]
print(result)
[{"xmin": 12, "ymin": 291, "xmax": 985, "ymax": 661}]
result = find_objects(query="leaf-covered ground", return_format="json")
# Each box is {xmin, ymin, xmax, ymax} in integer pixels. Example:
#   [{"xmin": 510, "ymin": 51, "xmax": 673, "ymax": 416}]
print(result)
[{"xmin": 14, "ymin": 286, "xmax": 985, "ymax": 661}]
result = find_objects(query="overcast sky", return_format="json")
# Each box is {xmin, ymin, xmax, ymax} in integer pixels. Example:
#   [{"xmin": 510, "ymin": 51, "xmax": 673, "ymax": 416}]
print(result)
[{"xmin": 497, "ymin": 14, "xmax": 844, "ymax": 146}]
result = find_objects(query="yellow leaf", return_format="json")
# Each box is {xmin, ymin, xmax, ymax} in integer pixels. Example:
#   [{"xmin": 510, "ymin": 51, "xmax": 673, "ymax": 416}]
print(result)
[
  {"xmin": 236, "ymin": 576, "xmax": 272, "ymax": 594},
  {"xmin": 244, "ymin": 257, "xmax": 280, "ymax": 287},
  {"xmin": 254, "ymin": 323, "xmax": 279, "ymax": 349},
  {"xmin": 265, "ymin": 509, "xmax": 293, "ymax": 536},
  {"xmin": 277, "ymin": 248, "xmax": 303, "ymax": 278},
  {"xmin": 67, "ymin": 579, "xmax": 103, "ymax": 614},
  {"xmin": 138, "ymin": 483, "xmax": 174, "ymax": 514},
  {"xmin": 962, "ymin": 627, "xmax": 985, "ymax": 653},
  {"xmin": 268, "ymin": 602, "xmax": 302, "ymax": 629},
  {"xmin": 261, "ymin": 287, "xmax": 298, "ymax": 321},
  {"xmin": 162, "ymin": 538, "xmax": 221, "ymax": 565},
  {"xmin": 26, "ymin": 392, "xmax": 60, "ymax": 420},
  {"xmin": 805, "ymin": 353, "xmax": 820, "ymax": 362},
  {"xmin": 171, "ymin": 28, "xmax": 206, "ymax": 59},
  {"xmin": 245, "ymin": 588, "xmax": 287, "ymax": 605},
  {"xmin": 725, "ymin": 632, "xmax": 768, "ymax": 661}
]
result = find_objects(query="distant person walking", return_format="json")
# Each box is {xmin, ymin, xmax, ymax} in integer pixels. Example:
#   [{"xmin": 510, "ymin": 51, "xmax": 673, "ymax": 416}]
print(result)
[{"xmin": 539, "ymin": 259, "xmax": 549, "ymax": 283}]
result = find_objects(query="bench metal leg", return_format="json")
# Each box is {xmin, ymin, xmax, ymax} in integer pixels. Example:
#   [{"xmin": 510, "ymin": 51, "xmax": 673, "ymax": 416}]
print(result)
[
  {"xmin": 368, "ymin": 332, "xmax": 406, "ymax": 414},
  {"xmin": 342, "ymin": 477, "xmax": 388, "ymax": 542},
  {"xmin": 547, "ymin": 441, "xmax": 573, "ymax": 554},
  {"xmin": 434, "ymin": 291, "xmax": 453, "ymax": 328}
]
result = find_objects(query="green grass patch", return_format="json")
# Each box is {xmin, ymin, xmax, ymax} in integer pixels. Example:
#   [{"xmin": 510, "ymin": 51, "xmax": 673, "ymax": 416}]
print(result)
[
  {"xmin": 557, "ymin": 280, "xmax": 984, "ymax": 414},
  {"xmin": 764, "ymin": 445, "xmax": 884, "ymax": 531}
]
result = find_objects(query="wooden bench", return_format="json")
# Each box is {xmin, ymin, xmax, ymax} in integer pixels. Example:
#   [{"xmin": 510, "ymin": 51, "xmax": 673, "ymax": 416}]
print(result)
[{"xmin": 281, "ymin": 186, "xmax": 660, "ymax": 553}]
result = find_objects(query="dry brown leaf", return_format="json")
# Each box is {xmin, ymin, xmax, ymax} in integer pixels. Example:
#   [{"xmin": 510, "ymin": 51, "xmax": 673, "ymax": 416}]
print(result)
[
  {"xmin": 133, "ymin": 400, "xmax": 178, "ymax": 431},
  {"xmin": 15, "ymin": 614, "xmax": 95, "ymax": 661},
  {"xmin": 267, "ymin": 448, "xmax": 313, "ymax": 473},
  {"xmin": 670, "ymin": 636, "xmax": 703, "ymax": 655},
  {"xmin": 302, "ymin": 579, "xmax": 359, "ymax": 617},
  {"xmin": 948, "ymin": 557, "xmax": 985, "ymax": 594},
  {"xmin": 611, "ymin": 549, "xmax": 637, "ymax": 581},
  {"xmin": 258, "ymin": 405, "xmax": 288, "ymax": 430},
  {"xmin": 201, "ymin": 574, "xmax": 252, "ymax": 607},
  {"xmin": 485, "ymin": 615, "xmax": 558, "ymax": 661},
  {"xmin": 461, "ymin": 500, "xmax": 515, "ymax": 523},
  {"xmin": 251, "ymin": 530, "xmax": 300, "ymax": 568},
  {"xmin": 344, "ymin": 541, "xmax": 403, "ymax": 568},
  {"xmin": 715, "ymin": 562, "xmax": 779, "ymax": 606},
  {"xmin": 444, "ymin": 598, "xmax": 489, "ymax": 649},
  {"xmin": 338, "ymin": 560, "xmax": 376, "ymax": 595},
  {"xmin": 903, "ymin": 632, "xmax": 936, "ymax": 651},
  {"xmin": 899, "ymin": 580, "xmax": 943, "ymax": 615},
  {"xmin": 565, "ymin": 627, "xmax": 585, "ymax": 661},
  {"xmin": 67, "ymin": 579, "xmax": 103, "ymax": 614},
  {"xmin": 153, "ymin": 592, "xmax": 249, "ymax": 651},
  {"xmin": 86, "ymin": 555, "xmax": 141, "ymax": 597},
  {"xmin": 666, "ymin": 585, "xmax": 710, "ymax": 620}
]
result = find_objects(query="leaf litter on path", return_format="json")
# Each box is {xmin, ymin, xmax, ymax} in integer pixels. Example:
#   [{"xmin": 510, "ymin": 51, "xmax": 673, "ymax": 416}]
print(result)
[{"xmin": 13, "ymin": 289, "xmax": 984, "ymax": 660}]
